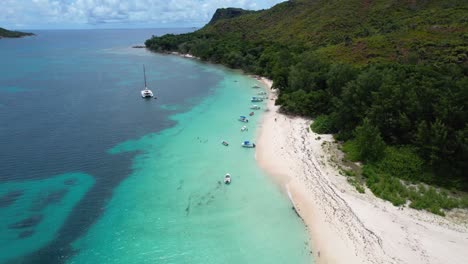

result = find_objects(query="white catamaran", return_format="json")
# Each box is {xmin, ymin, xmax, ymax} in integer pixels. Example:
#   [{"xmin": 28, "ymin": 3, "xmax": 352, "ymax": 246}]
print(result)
[{"xmin": 141, "ymin": 65, "xmax": 154, "ymax": 98}]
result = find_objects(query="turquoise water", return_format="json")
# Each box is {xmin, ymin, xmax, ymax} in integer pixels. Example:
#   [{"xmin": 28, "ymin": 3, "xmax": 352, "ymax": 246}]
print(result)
[
  {"xmin": 0, "ymin": 29, "xmax": 312, "ymax": 263},
  {"xmin": 0, "ymin": 173, "xmax": 94, "ymax": 262},
  {"xmin": 69, "ymin": 70, "xmax": 312, "ymax": 263}
]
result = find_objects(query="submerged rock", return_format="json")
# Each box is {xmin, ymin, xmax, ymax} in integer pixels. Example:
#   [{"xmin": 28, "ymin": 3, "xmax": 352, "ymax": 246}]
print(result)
[
  {"xmin": 64, "ymin": 178, "xmax": 77, "ymax": 186},
  {"xmin": 30, "ymin": 189, "xmax": 68, "ymax": 211},
  {"xmin": 17, "ymin": 230, "xmax": 35, "ymax": 239},
  {"xmin": 9, "ymin": 215, "xmax": 43, "ymax": 229},
  {"xmin": 0, "ymin": 190, "xmax": 23, "ymax": 208}
]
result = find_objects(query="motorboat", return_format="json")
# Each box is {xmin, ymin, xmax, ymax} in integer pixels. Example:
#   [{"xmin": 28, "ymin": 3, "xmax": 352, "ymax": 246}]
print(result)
[
  {"xmin": 258, "ymin": 92, "xmax": 267, "ymax": 95},
  {"xmin": 250, "ymin": 105, "xmax": 261, "ymax": 110},
  {"xmin": 249, "ymin": 112, "xmax": 254, "ymax": 116},
  {"xmin": 251, "ymin": 97, "xmax": 263, "ymax": 102},
  {"xmin": 241, "ymin": 125, "xmax": 248, "ymax": 132},
  {"xmin": 141, "ymin": 65, "xmax": 154, "ymax": 98},
  {"xmin": 241, "ymin": 141, "xmax": 256, "ymax": 148},
  {"xmin": 222, "ymin": 140, "xmax": 229, "ymax": 146},
  {"xmin": 239, "ymin": 116, "xmax": 249, "ymax": 122},
  {"xmin": 252, "ymin": 85, "xmax": 260, "ymax": 88},
  {"xmin": 224, "ymin": 173, "xmax": 231, "ymax": 184}
]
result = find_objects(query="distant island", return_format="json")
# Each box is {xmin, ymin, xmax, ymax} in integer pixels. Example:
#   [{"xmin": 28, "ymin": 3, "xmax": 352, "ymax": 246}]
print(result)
[{"xmin": 0, "ymin": 27, "xmax": 34, "ymax": 38}]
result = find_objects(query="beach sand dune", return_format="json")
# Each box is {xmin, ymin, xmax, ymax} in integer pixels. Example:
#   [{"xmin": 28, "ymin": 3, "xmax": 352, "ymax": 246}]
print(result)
[{"xmin": 256, "ymin": 78, "xmax": 468, "ymax": 264}]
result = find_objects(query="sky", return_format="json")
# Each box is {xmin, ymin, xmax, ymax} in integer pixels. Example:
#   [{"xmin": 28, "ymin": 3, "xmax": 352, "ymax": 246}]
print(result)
[{"xmin": 1, "ymin": 0, "xmax": 285, "ymax": 30}]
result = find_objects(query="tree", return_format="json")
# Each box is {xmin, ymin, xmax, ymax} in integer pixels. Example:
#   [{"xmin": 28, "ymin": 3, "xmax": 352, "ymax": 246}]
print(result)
[
  {"xmin": 354, "ymin": 118, "xmax": 386, "ymax": 162},
  {"xmin": 326, "ymin": 64, "xmax": 358, "ymax": 96}
]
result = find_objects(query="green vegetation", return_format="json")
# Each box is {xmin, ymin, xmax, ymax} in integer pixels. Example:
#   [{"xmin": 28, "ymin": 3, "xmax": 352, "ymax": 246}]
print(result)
[
  {"xmin": 340, "ymin": 168, "xmax": 366, "ymax": 194},
  {"xmin": 353, "ymin": 119, "xmax": 386, "ymax": 162},
  {"xmin": 207, "ymin": 8, "xmax": 257, "ymax": 25},
  {"xmin": 145, "ymin": 0, "xmax": 468, "ymax": 214},
  {"xmin": 0, "ymin": 27, "xmax": 34, "ymax": 38},
  {"xmin": 364, "ymin": 165, "xmax": 468, "ymax": 216},
  {"xmin": 310, "ymin": 115, "xmax": 335, "ymax": 134},
  {"xmin": 342, "ymin": 140, "xmax": 361, "ymax": 162}
]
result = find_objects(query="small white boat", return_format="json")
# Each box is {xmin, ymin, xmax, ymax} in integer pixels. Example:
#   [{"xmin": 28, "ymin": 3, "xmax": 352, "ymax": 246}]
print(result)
[
  {"xmin": 222, "ymin": 140, "xmax": 229, "ymax": 146},
  {"xmin": 141, "ymin": 89, "xmax": 153, "ymax": 98},
  {"xmin": 251, "ymin": 97, "xmax": 263, "ymax": 102},
  {"xmin": 224, "ymin": 173, "xmax": 231, "ymax": 184},
  {"xmin": 241, "ymin": 125, "xmax": 248, "ymax": 132},
  {"xmin": 238, "ymin": 116, "xmax": 249, "ymax": 122},
  {"xmin": 250, "ymin": 105, "xmax": 261, "ymax": 110},
  {"xmin": 141, "ymin": 65, "xmax": 154, "ymax": 98},
  {"xmin": 241, "ymin": 140, "xmax": 256, "ymax": 148}
]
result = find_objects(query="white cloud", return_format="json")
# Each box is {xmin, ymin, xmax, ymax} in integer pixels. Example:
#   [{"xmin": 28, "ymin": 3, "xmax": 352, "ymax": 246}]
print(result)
[{"xmin": 0, "ymin": 0, "xmax": 285, "ymax": 29}]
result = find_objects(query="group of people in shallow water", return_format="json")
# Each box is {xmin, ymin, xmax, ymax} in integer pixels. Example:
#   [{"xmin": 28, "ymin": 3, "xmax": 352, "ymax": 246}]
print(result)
[{"xmin": 196, "ymin": 137, "xmax": 208, "ymax": 143}]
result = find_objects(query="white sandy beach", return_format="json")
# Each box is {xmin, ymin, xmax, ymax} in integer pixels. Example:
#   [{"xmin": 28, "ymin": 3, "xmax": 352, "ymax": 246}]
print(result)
[{"xmin": 255, "ymin": 78, "xmax": 468, "ymax": 264}]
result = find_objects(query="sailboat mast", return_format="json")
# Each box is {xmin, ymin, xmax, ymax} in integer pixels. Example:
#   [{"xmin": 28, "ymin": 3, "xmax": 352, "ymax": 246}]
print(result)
[{"xmin": 143, "ymin": 65, "xmax": 147, "ymax": 89}]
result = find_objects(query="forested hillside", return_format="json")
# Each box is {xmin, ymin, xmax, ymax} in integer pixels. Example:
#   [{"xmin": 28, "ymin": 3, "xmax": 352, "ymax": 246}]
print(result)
[
  {"xmin": 0, "ymin": 27, "xmax": 33, "ymax": 38},
  {"xmin": 146, "ymin": 0, "xmax": 468, "ymax": 214}
]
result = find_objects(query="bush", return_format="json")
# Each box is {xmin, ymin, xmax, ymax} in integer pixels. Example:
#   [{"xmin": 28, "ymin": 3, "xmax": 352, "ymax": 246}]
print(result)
[
  {"xmin": 364, "ymin": 166, "xmax": 407, "ymax": 206},
  {"xmin": 342, "ymin": 140, "xmax": 360, "ymax": 162},
  {"xmin": 374, "ymin": 146, "xmax": 424, "ymax": 181},
  {"xmin": 311, "ymin": 115, "xmax": 335, "ymax": 134},
  {"xmin": 365, "ymin": 165, "xmax": 465, "ymax": 215},
  {"xmin": 408, "ymin": 186, "xmax": 461, "ymax": 216},
  {"xmin": 354, "ymin": 118, "xmax": 386, "ymax": 162}
]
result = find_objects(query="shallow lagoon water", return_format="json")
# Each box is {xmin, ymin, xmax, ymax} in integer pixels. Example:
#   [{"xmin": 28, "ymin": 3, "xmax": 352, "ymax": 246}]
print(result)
[{"xmin": 70, "ymin": 72, "xmax": 312, "ymax": 264}]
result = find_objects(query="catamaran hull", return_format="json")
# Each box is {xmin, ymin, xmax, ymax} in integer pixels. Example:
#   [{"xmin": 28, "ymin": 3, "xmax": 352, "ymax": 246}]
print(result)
[{"xmin": 141, "ymin": 90, "xmax": 153, "ymax": 98}]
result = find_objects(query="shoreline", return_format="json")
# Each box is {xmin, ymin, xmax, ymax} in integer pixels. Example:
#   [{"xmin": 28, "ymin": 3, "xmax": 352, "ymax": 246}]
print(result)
[
  {"xmin": 169, "ymin": 51, "xmax": 199, "ymax": 59},
  {"xmin": 162, "ymin": 51, "xmax": 468, "ymax": 263},
  {"xmin": 255, "ymin": 77, "xmax": 468, "ymax": 264}
]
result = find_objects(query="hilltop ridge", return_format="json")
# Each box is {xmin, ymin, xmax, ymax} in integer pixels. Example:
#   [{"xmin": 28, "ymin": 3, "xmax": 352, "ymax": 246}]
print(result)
[
  {"xmin": 148, "ymin": 0, "xmax": 467, "ymax": 65},
  {"xmin": 208, "ymin": 8, "xmax": 256, "ymax": 25}
]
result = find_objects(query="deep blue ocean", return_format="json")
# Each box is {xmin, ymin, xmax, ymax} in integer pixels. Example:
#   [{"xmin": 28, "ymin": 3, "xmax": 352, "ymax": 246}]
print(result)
[{"xmin": 0, "ymin": 29, "xmax": 312, "ymax": 264}]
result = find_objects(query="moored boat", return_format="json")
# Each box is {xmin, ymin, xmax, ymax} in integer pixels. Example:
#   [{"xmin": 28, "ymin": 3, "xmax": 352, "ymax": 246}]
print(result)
[
  {"xmin": 222, "ymin": 140, "xmax": 229, "ymax": 146},
  {"xmin": 239, "ymin": 116, "xmax": 249, "ymax": 122},
  {"xmin": 241, "ymin": 125, "xmax": 248, "ymax": 131},
  {"xmin": 241, "ymin": 141, "xmax": 256, "ymax": 148},
  {"xmin": 251, "ymin": 97, "xmax": 263, "ymax": 102},
  {"xmin": 141, "ymin": 65, "xmax": 154, "ymax": 98},
  {"xmin": 250, "ymin": 105, "xmax": 261, "ymax": 110},
  {"xmin": 141, "ymin": 89, "xmax": 153, "ymax": 98},
  {"xmin": 224, "ymin": 173, "xmax": 231, "ymax": 184}
]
